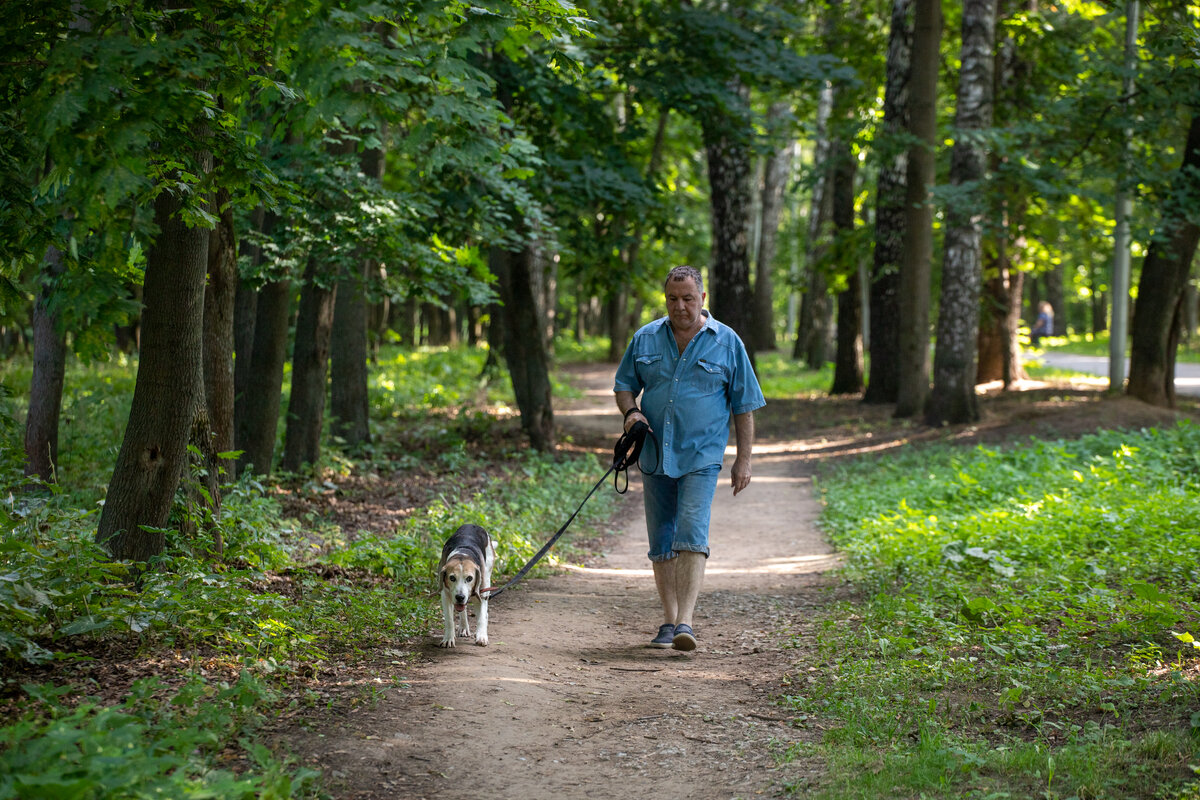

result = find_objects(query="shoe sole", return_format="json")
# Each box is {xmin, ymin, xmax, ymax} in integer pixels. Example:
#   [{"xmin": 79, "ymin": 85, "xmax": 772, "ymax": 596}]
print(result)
[{"xmin": 672, "ymin": 631, "xmax": 697, "ymax": 651}]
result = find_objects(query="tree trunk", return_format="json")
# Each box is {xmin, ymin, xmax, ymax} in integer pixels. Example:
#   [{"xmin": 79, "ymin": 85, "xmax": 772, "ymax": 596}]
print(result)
[
  {"xmin": 1127, "ymin": 114, "xmax": 1200, "ymax": 407},
  {"xmin": 282, "ymin": 261, "xmax": 337, "ymax": 472},
  {"xmin": 203, "ymin": 188, "xmax": 236, "ymax": 469},
  {"xmin": 605, "ymin": 291, "xmax": 630, "ymax": 363},
  {"xmin": 97, "ymin": 186, "xmax": 208, "ymax": 560},
  {"xmin": 926, "ymin": 0, "xmax": 996, "ymax": 426},
  {"xmin": 394, "ymin": 293, "xmax": 418, "ymax": 346},
  {"xmin": 236, "ymin": 278, "xmax": 291, "ymax": 476},
  {"xmin": 491, "ymin": 245, "xmax": 555, "ymax": 451},
  {"xmin": 331, "ymin": 259, "xmax": 371, "ymax": 449},
  {"xmin": 977, "ymin": 255, "xmax": 1026, "ymax": 386},
  {"xmin": 232, "ymin": 207, "xmax": 273, "ymax": 464},
  {"xmin": 703, "ymin": 80, "xmax": 756, "ymax": 356},
  {"xmin": 1184, "ymin": 281, "xmax": 1198, "ymax": 341},
  {"xmin": 865, "ymin": 0, "xmax": 913, "ymax": 405},
  {"xmin": 895, "ymin": 0, "xmax": 941, "ymax": 417},
  {"xmin": 829, "ymin": 139, "xmax": 863, "ymax": 395},
  {"xmin": 24, "ymin": 245, "xmax": 68, "ymax": 483},
  {"xmin": 752, "ymin": 102, "xmax": 793, "ymax": 352},
  {"xmin": 794, "ymin": 82, "xmax": 835, "ymax": 365},
  {"xmin": 330, "ymin": 140, "xmax": 384, "ymax": 448}
]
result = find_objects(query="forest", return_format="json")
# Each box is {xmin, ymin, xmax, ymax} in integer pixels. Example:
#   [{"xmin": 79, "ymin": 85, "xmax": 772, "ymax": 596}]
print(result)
[{"xmin": 1, "ymin": 0, "xmax": 1199, "ymax": 797}]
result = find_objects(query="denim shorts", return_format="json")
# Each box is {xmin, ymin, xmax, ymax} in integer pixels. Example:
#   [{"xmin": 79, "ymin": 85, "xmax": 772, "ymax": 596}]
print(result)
[{"xmin": 642, "ymin": 465, "xmax": 721, "ymax": 562}]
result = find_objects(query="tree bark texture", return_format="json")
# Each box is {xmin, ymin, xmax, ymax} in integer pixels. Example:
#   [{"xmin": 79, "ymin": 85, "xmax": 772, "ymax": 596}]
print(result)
[
  {"xmin": 331, "ymin": 258, "xmax": 372, "ymax": 448},
  {"xmin": 1127, "ymin": 114, "xmax": 1200, "ymax": 407},
  {"xmin": 203, "ymin": 188, "xmax": 236, "ymax": 467},
  {"xmin": 282, "ymin": 261, "xmax": 336, "ymax": 472},
  {"xmin": 236, "ymin": 279, "xmax": 291, "ymax": 475},
  {"xmin": 865, "ymin": 0, "xmax": 913, "ymax": 405},
  {"xmin": 97, "ymin": 186, "xmax": 208, "ymax": 560},
  {"xmin": 490, "ymin": 245, "xmax": 555, "ymax": 451},
  {"xmin": 926, "ymin": 0, "xmax": 996, "ymax": 426},
  {"xmin": 977, "ymin": 256, "xmax": 1026, "ymax": 386},
  {"xmin": 24, "ymin": 245, "xmax": 68, "ymax": 483},
  {"xmin": 232, "ymin": 207, "xmax": 272, "ymax": 460},
  {"xmin": 605, "ymin": 291, "xmax": 630, "ymax": 363},
  {"xmin": 703, "ymin": 81, "xmax": 756, "ymax": 357},
  {"xmin": 752, "ymin": 102, "xmax": 793, "ymax": 352},
  {"xmin": 830, "ymin": 139, "xmax": 864, "ymax": 395},
  {"xmin": 794, "ymin": 83, "xmax": 835, "ymax": 366},
  {"xmin": 895, "ymin": 0, "xmax": 941, "ymax": 417}
]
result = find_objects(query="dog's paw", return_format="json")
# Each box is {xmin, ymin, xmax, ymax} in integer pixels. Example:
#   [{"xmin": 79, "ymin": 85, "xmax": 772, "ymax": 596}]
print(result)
[
  {"xmin": 439, "ymin": 636, "xmax": 455, "ymax": 648},
  {"xmin": 475, "ymin": 633, "xmax": 488, "ymax": 647}
]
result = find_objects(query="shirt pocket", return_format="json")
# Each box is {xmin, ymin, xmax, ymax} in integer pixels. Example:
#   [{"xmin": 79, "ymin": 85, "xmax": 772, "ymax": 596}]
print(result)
[
  {"xmin": 693, "ymin": 358, "xmax": 728, "ymax": 395},
  {"xmin": 634, "ymin": 353, "xmax": 666, "ymax": 385}
]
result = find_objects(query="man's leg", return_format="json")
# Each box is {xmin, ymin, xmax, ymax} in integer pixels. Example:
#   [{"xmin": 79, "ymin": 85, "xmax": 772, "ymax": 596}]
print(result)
[
  {"xmin": 643, "ymin": 473, "xmax": 679, "ymax": 637},
  {"xmin": 672, "ymin": 550, "xmax": 705, "ymax": 628},
  {"xmin": 652, "ymin": 558, "xmax": 678, "ymax": 625},
  {"xmin": 668, "ymin": 466, "xmax": 720, "ymax": 648}
]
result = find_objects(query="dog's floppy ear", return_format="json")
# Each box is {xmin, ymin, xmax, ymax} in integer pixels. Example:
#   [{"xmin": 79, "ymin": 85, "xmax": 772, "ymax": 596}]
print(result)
[{"xmin": 441, "ymin": 568, "xmax": 448, "ymax": 587}]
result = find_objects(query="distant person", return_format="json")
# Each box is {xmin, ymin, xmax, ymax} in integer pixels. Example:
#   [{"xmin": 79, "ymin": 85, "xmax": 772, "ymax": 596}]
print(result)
[
  {"xmin": 1031, "ymin": 301, "xmax": 1054, "ymax": 346},
  {"xmin": 614, "ymin": 265, "xmax": 765, "ymax": 652}
]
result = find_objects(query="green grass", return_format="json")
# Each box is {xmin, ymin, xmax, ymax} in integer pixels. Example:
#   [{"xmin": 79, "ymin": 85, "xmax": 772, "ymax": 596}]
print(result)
[
  {"xmin": 785, "ymin": 425, "xmax": 1200, "ymax": 799},
  {"xmin": 753, "ymin": 351, "xmax": 836, "ymax": 396}
]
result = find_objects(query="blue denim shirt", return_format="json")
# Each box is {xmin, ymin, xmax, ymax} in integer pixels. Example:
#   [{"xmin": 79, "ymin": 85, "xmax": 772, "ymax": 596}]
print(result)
[{"xmin": 613, "ymin": 312, "xmax": 765, "ymax": 477}]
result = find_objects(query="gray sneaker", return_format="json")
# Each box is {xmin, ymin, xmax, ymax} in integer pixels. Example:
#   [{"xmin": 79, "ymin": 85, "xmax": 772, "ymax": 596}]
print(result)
[
  {"xmin": 672, "ymin": 623, "xmax": 697, "ymax": 651},
  {"xmin": 650, "ymin": 623, "xmax": 675, "ymax": 647}
]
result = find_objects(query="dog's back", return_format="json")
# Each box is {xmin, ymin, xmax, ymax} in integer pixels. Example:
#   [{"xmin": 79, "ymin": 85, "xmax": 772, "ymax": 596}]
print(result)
[{"xmin": 441, "ymin": 523, "xmax": 490, "ymax": 567}]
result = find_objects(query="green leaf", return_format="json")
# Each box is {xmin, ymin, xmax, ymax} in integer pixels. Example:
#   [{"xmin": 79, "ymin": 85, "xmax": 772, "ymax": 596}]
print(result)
[
  {"xmin": 1131, "ymin": 581, "xmax": 1171, "ymax": 604},
  {"xmin": 59, "ymin": 615, "xmax": 114, "ymax": 636}
]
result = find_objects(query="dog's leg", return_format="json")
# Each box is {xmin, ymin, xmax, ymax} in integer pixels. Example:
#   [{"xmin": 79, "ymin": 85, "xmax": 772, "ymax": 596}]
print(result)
[
  {"xmin": 476, "ymin": 542, "xmax": 494, "ymax": 647},
  {"xmin": 457, "ymin": 605, "xmax": 471, "ymax": 638},
  {"xmin": 439, "ymin": 594, "xmax": 456, "ymax": 648},
  {"xmin": 475, "ymin": 596, "xmax": 489, "ymax": 647}
]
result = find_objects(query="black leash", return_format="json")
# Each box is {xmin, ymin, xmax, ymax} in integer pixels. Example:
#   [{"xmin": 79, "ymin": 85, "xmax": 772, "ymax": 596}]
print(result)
[{"xmin": 481, "ymin": 421, "xmax": 654, "ymax": 599}]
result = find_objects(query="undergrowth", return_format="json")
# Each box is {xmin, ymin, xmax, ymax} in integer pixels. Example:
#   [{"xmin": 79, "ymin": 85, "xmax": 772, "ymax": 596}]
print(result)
[
  {"xmin": 786, "ymin": 423, "xmax": 1200, "ymax": 799},
  {"xmin": 0, "ymin": 343, "xmax": 614, "ymax": 798}
]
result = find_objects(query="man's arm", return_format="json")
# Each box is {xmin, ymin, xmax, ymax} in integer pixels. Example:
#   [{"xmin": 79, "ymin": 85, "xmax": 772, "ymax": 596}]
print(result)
[
  {"xmin": 616, "ymin": 390, "xmax": 644, "ymax": 432},
  {"xmin": 730, "ymin": 411, "xmax": 755, "ymax": 495}
]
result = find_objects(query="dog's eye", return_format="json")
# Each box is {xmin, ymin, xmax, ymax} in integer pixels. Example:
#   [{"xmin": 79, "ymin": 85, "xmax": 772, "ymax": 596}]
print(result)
[
  {"xmin": 448, "ymin": 576, "xmax": 457, "ymax": 583},
  {"xmin": 465, "ymin": 575, "xmax": 473, "ymax": 583}
]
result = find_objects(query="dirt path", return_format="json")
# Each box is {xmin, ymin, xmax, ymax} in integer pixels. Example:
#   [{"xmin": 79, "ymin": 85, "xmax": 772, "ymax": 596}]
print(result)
[{"xmin": 292, "ymin": 364, "xmax": 838, "ymax": 799}]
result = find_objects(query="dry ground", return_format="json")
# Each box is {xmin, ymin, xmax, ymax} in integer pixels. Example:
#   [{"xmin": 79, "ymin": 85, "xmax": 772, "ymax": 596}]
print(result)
[{"xmin": 280, "ymin": 364, "xmax": 1200, "ymax": 800}]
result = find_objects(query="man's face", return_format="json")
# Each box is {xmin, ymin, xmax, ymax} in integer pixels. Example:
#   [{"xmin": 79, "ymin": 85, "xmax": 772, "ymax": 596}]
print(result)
[{"xmin": 665, "ymin": 276, "xmax": 705, "ymax": 331}]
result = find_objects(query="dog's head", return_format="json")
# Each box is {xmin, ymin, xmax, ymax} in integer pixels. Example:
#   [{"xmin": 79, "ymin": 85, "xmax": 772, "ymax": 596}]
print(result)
[{"xmin": 441, "ymin": 556, "xmax": 480, "ymax": 611}]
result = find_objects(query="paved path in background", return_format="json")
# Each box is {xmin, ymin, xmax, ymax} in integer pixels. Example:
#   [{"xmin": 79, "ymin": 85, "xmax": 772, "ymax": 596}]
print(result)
[{"xmin": 1038, "ymin": 351, "xmax": 1200, "ymax": 397}]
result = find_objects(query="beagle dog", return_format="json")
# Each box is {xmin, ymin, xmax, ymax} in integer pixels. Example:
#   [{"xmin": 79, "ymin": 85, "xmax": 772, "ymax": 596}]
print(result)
[{"xmin": 437, "ymin": 523, "xmax": 496, "ymax": 647}]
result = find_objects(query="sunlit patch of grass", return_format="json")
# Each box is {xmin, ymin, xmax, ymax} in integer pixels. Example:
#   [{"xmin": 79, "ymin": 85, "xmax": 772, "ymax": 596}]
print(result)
[
  {"xmin": 754, "ymin": 351, "xmax": 836, "ymax": 397},
  {"xmin": 789, "ymin": 423, "xmax": 1200, "ymax": 798}
]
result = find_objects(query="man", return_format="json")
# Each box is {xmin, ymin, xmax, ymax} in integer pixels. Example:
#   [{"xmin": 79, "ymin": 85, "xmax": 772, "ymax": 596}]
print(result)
[{"xmin": 613, "ymin": 265, "xmax": 765, "ymax": 652}]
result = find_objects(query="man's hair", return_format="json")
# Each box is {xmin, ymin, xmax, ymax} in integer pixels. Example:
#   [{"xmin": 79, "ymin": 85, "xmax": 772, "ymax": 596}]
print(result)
[{"xmin": 664, "ymin": 265, "xmax": 704, "ymax": 294}]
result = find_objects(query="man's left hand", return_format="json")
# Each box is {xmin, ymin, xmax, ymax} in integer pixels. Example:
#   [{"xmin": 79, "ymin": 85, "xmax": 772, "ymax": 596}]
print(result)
[{"xmin": 731, "ymin": 458, "xmax": 751, "ymax": 496}]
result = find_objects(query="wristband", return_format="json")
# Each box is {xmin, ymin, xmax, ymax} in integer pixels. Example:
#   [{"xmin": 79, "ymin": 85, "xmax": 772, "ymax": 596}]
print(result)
[{"xmin": 623, "ymin": 406, "xmax": 641, "ymax": 420}]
